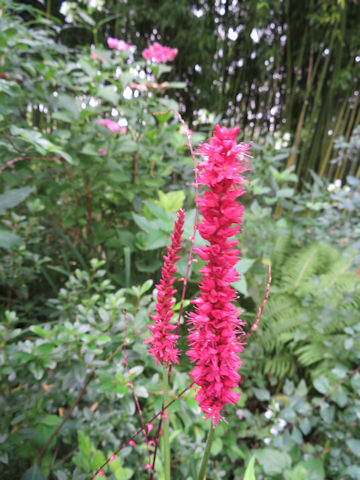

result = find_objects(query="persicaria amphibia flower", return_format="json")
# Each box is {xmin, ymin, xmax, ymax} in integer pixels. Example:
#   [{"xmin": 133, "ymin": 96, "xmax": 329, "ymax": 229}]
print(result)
[
  {"xmin": 99, "ymin": 119, "xmax": 126, "ymax": 134},
  {"xmin": 142, "ymin": 42, "xmax": 178, "ymax": 63},
  {"xmin": 145, "ymin": 209, "xmax": 185, "ymax": 365},
  {"xmin": 187, "ymin": 125, "xmax": 251, "ymax": 424}
]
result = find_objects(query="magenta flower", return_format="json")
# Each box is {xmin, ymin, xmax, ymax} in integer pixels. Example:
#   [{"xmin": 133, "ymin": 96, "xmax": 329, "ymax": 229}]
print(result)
[
  {"xmin": 97, "ymin": 148, "xmax": 107, "ymax": 156},
  {"xmin": 145, "ymin": 209, "xmax": 185, "ymax": 366},
  {"xmin": 187, "ymin": 125, "xmax": 251, "ymax": 425},
  {"xmin": 107, "ymin": 37, "xmax": 135, "ymax": 51},
  {"xmin": 142, "ymin": 42, "xmax": 178, "ymax": 63},
  {"xmin": 99, "ymin": 119, "xmax": 126, "ymax": 134}
]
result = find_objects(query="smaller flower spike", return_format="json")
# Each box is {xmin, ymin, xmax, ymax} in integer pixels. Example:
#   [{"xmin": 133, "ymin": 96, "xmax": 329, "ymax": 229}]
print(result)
[{"xmin": 145, "ymin": 209, "xmax": 185, "ymax": 366}]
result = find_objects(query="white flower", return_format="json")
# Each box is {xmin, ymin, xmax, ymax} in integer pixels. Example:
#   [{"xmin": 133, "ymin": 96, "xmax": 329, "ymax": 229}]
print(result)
[
  {"xmin": 270, "ymin": 426, "xmax": 278, "ymax": 436},
  {"xmin": 264, "ymin": 409, "xmax": 273, "ymax": 420}
]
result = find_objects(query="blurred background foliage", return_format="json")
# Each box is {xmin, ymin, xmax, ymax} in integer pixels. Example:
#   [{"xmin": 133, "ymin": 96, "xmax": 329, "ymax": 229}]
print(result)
[{"xmin": 0, "ymin": 0, "xmax": 359, "ymax": 479}]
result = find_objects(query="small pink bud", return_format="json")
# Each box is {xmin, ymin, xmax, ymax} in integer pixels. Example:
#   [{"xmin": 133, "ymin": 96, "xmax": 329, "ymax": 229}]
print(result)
[
  {"xmin": 98, "ymin": 148, "xmax": 107, "ymax": 156},
  {"xmin": 148, "ymin": 440, "xmax": 155, "ymax": 445},
  {"xmin": 128, "ymin": 440, "xmax": 136, "ymax": 446},
  {"xmin": 126, "ymin": 382, "xmax": 132, "ymax": 387},
  {"xmin": 147, "ymin": 422, "xmax": 153, "ymax": 433},
  {"xmin": 159, "ymin": 429, "xmax": 163, "ymax": 435},
  {"xmin": 192, "ymin": 385, "xmax": 197, "ymax": 391},
  {"xmin": 162, "ymin": 413, "xmax": 169, "ymax": 419},
  {"xmin": 110, "ymin": 454, "xmax": 116, "ymax": 461},
  {"xmin": 98, "ymin": 471, "xmax": 105, "ymax": 477},
  {"xmin": 144, "ymin": 464, "xmax": 151, "ymax": 470}
]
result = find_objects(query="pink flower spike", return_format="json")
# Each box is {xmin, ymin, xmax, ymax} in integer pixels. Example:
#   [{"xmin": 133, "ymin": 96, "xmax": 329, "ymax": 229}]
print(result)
[
  {"xmin": 110, "ymin": 454, "xmax": 116, "ymax": 462},
  {"xmin": 98, "ymin": 148, "xmax": 107, "ymax": 156},
  {"xmin": 144, "ymin": 464, "xmax": 152, "ymax": 470},
  {"xmin": 147, "ymin": 422, "xmax": 153, "ymax": 433},
  {"xmin": 162, "ymin": 413, "xmax": 169, "ymax": 420},
  {"xmin": 128, "ymin": 440, "xmax": 136, "ymax": 447},
  {"xmin": 187, "ymin": 125, "xmax": 251, "ymax": 425},
  {"xmin": 98, "ymin": 471, "xmax": 105, "ymax": 477},
  {"xmin": 145, "ymin": 209, "xmax": 185, "ymax": 366}
]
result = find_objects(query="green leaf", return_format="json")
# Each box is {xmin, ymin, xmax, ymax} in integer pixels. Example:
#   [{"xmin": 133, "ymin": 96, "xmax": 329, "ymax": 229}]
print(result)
[
  {"xmin": 0, "ymin": 78, "xmax": 22, "ymax": 97},
  {"xmin": 29, "ymin": 363, "xmax": 44, "ymax": 380},
  {"xmin": 10, "ymin": 127, "xmax": 73, "ymax": 163},
  {"xmin": 320, "ymin": 402, "xmax": 334, "ymax": 423},
  {"xmin": 21, "ymin": 464, "xmax": 46, "ymax": 480},
  {"xmin": 256, "ymin": 448, "xmax": 291, "ymax": 475},
  {"xmin": 29, "ymin": 326, "xmax": 51, "ymax": 338},
  {"xmin": 211, "ymin": 437, "xmax": 223, "ymax": 455},
  {"xmin": 330, "ymin": 387, "xmax": 348, "ymax": 407},
  {"xmin": 98, "ymin": 86, "xmax": 120, "ymax": 104},
  {"xmin": 347, "ymin": 439, "xmax": 360, "ymax": 457},
  {"xmin": 0, "ymin": 228, "xmax": 22, "ymax": 249},
  {"xmin": 313, "ymin": 376, "xmax": 329, "ymax": 394},
  {"xmin": 0, "ymin": 187, "xmax": 33, "ymax": 214},
  {"xmin": 277, "ymin": 188, "xmax": 294, "ymax": 198},
  {"xmin": 235, "ymin": 258, "xmax": 256, "ymax": 274},
  {"xmin": 253, "ymin": 388, "xmax": 270, "ymax": 401},
  {"xmin": 243, "ymin": 455, "xmax": 256, "ymax": 480},
  {"xmin": 154, "ymin": 190, "xmax": 185, "ymax": 213}
]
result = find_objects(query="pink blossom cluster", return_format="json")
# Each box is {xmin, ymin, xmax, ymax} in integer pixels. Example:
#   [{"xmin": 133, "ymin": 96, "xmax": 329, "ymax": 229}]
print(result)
[
  {"xmin": 142, "ymin": 42, "xmax": 178, "ymax": 63},
  {"xmin": 187, "ymin": 125, "xmax": 251, "ymax": 424},
  {"xmin": 107, "ymin": 37, "xmax": 135, "ymax": 51},
  {"xmin": 99, "ymin": 119, "xmax": 126, "ymax": 134},
  {"xmin": 145, "ymin": 209, "xmax": 185, "ymax": 365}
]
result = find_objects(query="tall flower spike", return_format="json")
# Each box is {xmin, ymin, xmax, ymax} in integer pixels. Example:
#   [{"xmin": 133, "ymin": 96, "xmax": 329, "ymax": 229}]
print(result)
[
  {"xmin": 187, "ymin": 125, "xmax": 251, "ymax": 425},
  {"xmin": 145, "ymin": 209, "xmax": 185, "ymax": 366}
]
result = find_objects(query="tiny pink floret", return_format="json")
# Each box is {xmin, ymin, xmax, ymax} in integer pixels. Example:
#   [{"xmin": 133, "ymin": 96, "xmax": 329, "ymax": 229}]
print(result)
[
  {"xmin": 187, "ymin": 125, "xmax": 251, "ymax": 425},
  {"xmin": 144, "ymin": 464, "xmax": 152, "ymax": 470},
  {"xmin": 98, "ymin": 471, "xmax": 105, "ymax": 477},
  {"xmin": 128, "ymin": 440, "xmax": 136, "ymax": 446},
  {"xmin": 142, "ymin": 42, "xmax": 178, "ymax": 63},
  {"xmin": 110, "ymin": 454, "xmax": 116, "ymax": 462},
  {"xmin": 98, "ymin": 148, "xmax": 107, "ymax": 156},
  {"xmin": 147, "ymin": 422, "xmax": 153, "ymax": 433}
]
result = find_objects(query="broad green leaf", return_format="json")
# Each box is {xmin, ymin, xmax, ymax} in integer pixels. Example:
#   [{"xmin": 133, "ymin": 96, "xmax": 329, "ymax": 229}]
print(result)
[
  {"xmin": 313, "ymin": 376, "xmax": 329, "ymax": 394},
  {"xmin": 211, "ymin": 437, "xmax": 223, "ymax": 455},
  {"xmin": 21, "ymin": 464, "xmax": 46, "ymax": 480},
  {"xmin": 0, "ymin": 229, "xmax": 22, "ymax": 249},
  {"xmin": 347, "ymin": 439, "xmax": 360, "ymax": 457},
  {"xmin": 154, "ymin": 190, "xmax": 185, "ymax": 213},
  {"xmin": 0, "ymin": 187, "xmax": 33, "ymax": 214},
  {"xmin": 0, "ymin": 78, "xmax": 22, "ymax": 97},
  {"xmin": 256, "ymin": 448, "xmax": 291, "ymax": 475},
  {"xmin": 98, "ymin": 85, "xmax": 120, "ymax": 104}
]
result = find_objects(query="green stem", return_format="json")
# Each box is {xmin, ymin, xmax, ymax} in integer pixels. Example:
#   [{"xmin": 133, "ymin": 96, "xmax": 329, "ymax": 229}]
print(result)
[
  {"xmin": 197, "ymin": 424, "xmax": 216, "ymax": 480},
  {"xmin": 163, "ymin": 366, "xmax": 171, "ymax": 480}
]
